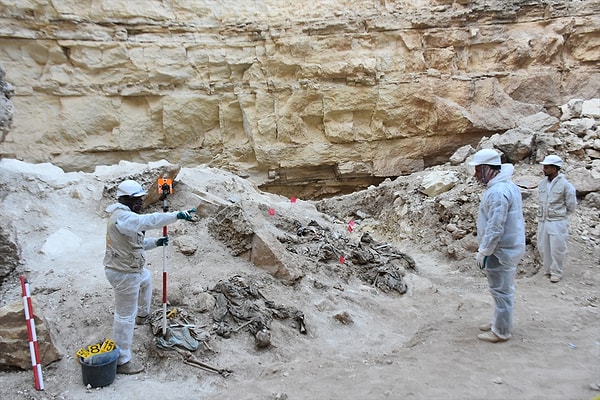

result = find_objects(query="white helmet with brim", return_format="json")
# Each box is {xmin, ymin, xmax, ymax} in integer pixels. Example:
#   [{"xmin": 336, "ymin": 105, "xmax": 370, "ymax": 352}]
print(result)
[
  {"xmin": 116, "ymin": 180, "xmax": 147, "ymax": 198},
  {"xmin": 540, "ymin": 154, "xmax": 563, "ymax": 168},
  {"xmin": 467, "ymin": 149, "xmax": 501, "ymax": 166}
]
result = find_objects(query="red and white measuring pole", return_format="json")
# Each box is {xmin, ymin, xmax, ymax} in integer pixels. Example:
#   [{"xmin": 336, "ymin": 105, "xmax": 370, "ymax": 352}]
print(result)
[
  {"xmin": 20, "ymin": 275, "xmax": 44, "ymax": 391},
  {"xmin": 158, "ymin": 178, "xmax": 173, "ymax": 337}
]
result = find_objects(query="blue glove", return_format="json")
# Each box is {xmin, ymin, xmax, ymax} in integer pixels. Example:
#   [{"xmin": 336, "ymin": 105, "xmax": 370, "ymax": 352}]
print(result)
[
  {"xmin": 156, "ymin": 236, "xmax": 169, "ymax": 247},
  {"xmin": 176, "ymin": 208, "xmax": 196, "ymax": 221},
  {"xmin": 476, "ymin": 252, "xmax": 488, "ymax": 269}
]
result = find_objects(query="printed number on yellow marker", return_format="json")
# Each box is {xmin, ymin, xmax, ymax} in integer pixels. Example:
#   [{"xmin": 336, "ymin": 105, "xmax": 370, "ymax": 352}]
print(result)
[
  {"xmin": 76, "ymin": 348, "xmax": 92, "ymax": 359},
  {"xmin": 87, "ymin": 343, "xmax": 102, "ymax": 354},
  {"xmin": 101, "ymin": 339, "xmax": 115, "ymax": 352}
]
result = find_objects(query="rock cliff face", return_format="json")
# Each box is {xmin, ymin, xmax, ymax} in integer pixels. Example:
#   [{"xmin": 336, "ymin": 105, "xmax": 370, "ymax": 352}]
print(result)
[{"xmin": 0, "ymin": 0, "xmax": 599, "ymax": 197}]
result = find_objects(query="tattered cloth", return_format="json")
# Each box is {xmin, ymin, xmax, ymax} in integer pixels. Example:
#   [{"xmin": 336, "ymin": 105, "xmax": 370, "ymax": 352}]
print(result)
[{"xmin": 149, "ymin": 308, "xmax": 210, "ymax": 351}]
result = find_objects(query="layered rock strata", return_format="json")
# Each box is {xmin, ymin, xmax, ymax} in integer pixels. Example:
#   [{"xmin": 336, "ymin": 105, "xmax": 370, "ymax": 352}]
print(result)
[{"xmin": 0, "ymin": 0, "xmax": 599, "ymax": 197}]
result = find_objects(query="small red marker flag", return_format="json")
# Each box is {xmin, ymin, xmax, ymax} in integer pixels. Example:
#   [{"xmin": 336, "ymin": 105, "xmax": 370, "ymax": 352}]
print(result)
[
  {"xmin": 339, "ymin": 255, "xmax": 346, "ymax": 264},
  {"xmin": 290, "ymin": 196, "xmax": 297, "ymax": 203},
  {"xmin": 268, "ymin": 208, "xmax": 275, "ymax": 216}
]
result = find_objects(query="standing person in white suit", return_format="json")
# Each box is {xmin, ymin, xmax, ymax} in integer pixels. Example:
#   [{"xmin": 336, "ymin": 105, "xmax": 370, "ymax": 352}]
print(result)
[
  {"xmin": 468, "ymin": 149, "xmax": 526, "ymax": 343},
  {"xmin": 537, "ymin": 155, "xmax": 577, "ymax": 283},
  {"xmin": 104, "ymin": 179, "xmax": 196, "ymax": 374}
]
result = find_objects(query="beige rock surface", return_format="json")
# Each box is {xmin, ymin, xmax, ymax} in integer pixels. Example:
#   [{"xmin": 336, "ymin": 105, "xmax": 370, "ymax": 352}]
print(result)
[
  {"xmin": 1, "ymin": 1, "xmax": 599, "ymax": 198},
  {"xmin": 0, "ymin": 2, "xmax": 599, "ymax": 398}
]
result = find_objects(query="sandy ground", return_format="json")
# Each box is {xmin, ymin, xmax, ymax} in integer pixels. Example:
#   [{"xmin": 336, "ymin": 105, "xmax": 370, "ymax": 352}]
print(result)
[{"xmin": 0, "ymin": 160, "xmax": 599, "ymax": 400}]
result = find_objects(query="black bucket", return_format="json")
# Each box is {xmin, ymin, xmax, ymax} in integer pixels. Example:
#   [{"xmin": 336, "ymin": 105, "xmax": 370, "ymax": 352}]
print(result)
[{"xmin": 80, "ymin": 348, "xmax": 119, "ymax": 388}]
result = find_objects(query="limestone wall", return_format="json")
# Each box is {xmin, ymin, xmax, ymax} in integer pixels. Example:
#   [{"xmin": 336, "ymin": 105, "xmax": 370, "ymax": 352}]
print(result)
[{"xmin": 0, "ymin": 0, "xmax": 599, "ymax": 195}]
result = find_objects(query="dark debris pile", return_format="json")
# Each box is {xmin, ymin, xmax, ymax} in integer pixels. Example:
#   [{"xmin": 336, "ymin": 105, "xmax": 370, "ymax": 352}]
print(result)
[
  {"xmin": 211, "ymin": 275, "xmax": 307, "ymax": 347},
  {"xmin": 283, "ymin": 219, "xmax": 417, "ymax": 295}
]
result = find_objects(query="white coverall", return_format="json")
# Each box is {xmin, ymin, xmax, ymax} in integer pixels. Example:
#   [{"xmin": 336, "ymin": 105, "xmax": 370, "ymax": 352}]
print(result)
[
  {"xmin": 103, "ymin": 203, "xmax": 178, "ymax": 365},
  {"xmin": 476, "ymin": 164, "xmax": 526, "ymax": 340},
  {"xmin": 537, "ymin": 173, "xmax": 577, "ymax": 279}
]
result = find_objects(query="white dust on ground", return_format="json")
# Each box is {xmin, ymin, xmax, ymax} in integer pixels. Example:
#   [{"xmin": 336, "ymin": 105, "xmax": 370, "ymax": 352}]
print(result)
[{"xmin": 0, "ymin": 158, "xmax": 598, "ymax": 400}]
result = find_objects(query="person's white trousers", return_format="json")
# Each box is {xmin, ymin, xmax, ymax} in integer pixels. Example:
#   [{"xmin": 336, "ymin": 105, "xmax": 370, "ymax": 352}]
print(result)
[
  {"xmin": 105, "ymin": 268, "xmax": 152, "ymax": 365},
  {"xmin": 537, "ymin": 219, "xmax": 569, "ymax": 279},
  {"xmin": 485, "ymin": 255, "xmax": 516, "ymax": 340}
]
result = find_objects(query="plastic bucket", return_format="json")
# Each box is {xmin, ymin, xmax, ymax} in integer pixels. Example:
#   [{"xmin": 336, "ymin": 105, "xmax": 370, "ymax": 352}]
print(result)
[{"xmin": 80, "ymin": 348, "xmax": 119, "ymax": 388}]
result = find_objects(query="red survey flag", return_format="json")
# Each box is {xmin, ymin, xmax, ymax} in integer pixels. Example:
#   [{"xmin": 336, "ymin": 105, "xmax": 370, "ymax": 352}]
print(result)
[{"xmin": 347, "ymin": 219, "xmax": 355, "ymax": 232}]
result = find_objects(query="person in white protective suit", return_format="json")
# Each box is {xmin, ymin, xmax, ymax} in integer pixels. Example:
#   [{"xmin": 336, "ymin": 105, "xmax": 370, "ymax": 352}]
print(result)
[
  {"xmin": 468, "ymin": 149, "xmax": 525, "ymax": 343},
  {"xmin": 537, "ymin": 155, "xmax": 577, "ymax": 283},
  {"xmin": 104, "ymin": 179, "xmax": 196, "ymax": 374}
]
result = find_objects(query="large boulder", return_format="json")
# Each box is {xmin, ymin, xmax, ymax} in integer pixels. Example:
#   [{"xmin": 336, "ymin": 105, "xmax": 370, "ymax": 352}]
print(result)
[
  {"xmin": 207, "ymin": 203, "xmax": 304, "ymax": 285},
  {"xmin": 0, "ymin": 298, "xmax": 62, "ymax": 370}
]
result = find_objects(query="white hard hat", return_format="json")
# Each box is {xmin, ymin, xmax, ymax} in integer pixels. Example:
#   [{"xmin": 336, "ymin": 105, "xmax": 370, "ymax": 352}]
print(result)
[
  {"xmin": 540, "ymin": 154, "xmax": 563, "ymax": 168},
  {"xmin": 116, "ymin": 180, "xmax": 147, "ymax": 197},
  {"xmin": 467, "ymin": 149, "xmax": 501, "ymax": 166}
]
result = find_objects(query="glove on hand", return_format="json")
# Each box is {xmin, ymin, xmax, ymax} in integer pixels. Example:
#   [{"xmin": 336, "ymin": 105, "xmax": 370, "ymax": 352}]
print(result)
[
  {"xmin": 476, "ymin": 252, "xmax": 487, "ymax": 269},
  {"xmin": 156, "ymin": 236, "xmax": 169, "ymax": 247},
  {"xmin": 176, "ymin": 208, "xmax": 196, "ymax": 221}
]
